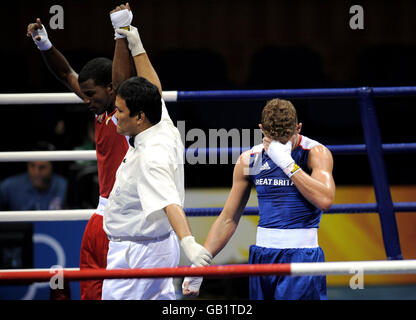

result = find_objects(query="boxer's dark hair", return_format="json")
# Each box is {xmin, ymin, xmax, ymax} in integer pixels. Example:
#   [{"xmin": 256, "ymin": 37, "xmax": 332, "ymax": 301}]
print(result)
[
  {"xmin": 116, "ymin": 76, "xmax": 162, "ymax": 125},
  {"xmin": 78, "ymin": 57, "xmax": 112, "ymax": 87}
]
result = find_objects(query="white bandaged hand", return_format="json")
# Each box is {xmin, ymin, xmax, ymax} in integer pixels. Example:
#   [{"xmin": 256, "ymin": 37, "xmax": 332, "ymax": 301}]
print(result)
[
  {"xmin": 267, "ymin": 140, "xmax": 300, "ymax": 177},
  {"xmin": 31, "ymin": 24, "xmax": 52, "ymax": 51},
  {"xmin": 115, "ymin": 26, "xmax": 146, "ymax": 56},
  {"xmin": 182, "ymin": 265, "xmax": 203, "ymax": 297},
  {"xmin": 110, "ymin": 8, "xmax": 133, "ymax": 39},
  {"xmin": 180, "ymin": 236, "xmax": 212, "ymax": 267}
]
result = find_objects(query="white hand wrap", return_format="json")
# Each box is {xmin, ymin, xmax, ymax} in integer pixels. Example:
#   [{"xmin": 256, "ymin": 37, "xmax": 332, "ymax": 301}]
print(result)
[
  {"xmin": 116, "ymin": 26, "xmax": 146, "ymax": 56},
  {"xmin": 267, "ymin": 140, "xmax": 300, "ymax": 178},
  {"xmin": 183, "ymin": 276, "xmax": 203, "ymax": 292},
  {"xmin": 110, "ymin": 9, "xmax": 133, "ymax": 39},
  {"xmin": 31, "ymin": 24, "xmax": 52, "ymax": 51},
  {"xmin": 180, "ymin": 236, "xmax": 212, "ymax": 267},
  {"xmin": 182, "ymin": 265, "xmax": 203, "ymax": 293}
]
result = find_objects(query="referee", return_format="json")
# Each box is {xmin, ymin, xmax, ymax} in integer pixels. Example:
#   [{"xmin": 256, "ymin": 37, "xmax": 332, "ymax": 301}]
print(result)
[{"xmin": 102, "ymin": 73, "xmax": 212, "ymax": 299}]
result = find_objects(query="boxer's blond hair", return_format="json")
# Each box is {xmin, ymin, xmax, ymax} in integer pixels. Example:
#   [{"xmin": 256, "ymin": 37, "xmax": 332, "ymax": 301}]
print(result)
[{"xmin": 261, "ymin": 98, "xmax": 298, "ymax": 142}]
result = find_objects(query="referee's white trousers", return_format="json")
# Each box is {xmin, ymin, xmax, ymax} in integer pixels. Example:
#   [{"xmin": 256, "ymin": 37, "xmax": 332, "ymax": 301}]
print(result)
[{"xmin": 102, "ymin": 232, "xmax": 179, "ymax": 300}]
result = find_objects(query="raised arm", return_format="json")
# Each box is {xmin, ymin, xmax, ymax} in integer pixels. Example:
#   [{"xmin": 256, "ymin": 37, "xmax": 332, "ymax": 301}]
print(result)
[
  {"xmin": 109, "ymin": 3, "xmax": 136, "ymax": 91},
  {"xmin": 26, "ymin": 18, "xmax": 82, "ymax": 98},
  {"xmin": 132, "ymin": 52, "xmax": 162, "ymax": 95},
  {"xmin": 115, "ymin": 22, "xmax": 162, "ymax": 94},
  {"xmin": 112, "ymin": 39, "xmax": 136, "ymax": 90}
]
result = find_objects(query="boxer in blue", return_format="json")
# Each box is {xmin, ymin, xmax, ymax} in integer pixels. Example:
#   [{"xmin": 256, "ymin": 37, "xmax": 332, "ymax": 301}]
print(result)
[{"xmin": 183, "ymin": 98, "xmax": 335, "ymax": 300}]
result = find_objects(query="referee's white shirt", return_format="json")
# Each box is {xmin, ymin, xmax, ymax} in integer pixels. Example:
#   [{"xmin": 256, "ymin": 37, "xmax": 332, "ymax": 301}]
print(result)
[{"xmin": 103, "ymin": 100, "xmax": 184, "ymax": 240}]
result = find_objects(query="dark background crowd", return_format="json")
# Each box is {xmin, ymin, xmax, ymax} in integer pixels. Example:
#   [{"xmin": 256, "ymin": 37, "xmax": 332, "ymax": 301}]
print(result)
[{"xmin": 1, "ymin": 0, "xmax": 416, "ymax": 210}]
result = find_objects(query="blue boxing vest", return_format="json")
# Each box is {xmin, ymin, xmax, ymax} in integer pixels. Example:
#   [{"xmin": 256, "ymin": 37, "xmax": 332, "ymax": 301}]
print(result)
[
  {"xmin": 248, "ymin": 135, "xmax": 327, "ymax": 300},
  {"xmin": 249, "ymin": 135, "xmax": 323, "ymax": 229}
]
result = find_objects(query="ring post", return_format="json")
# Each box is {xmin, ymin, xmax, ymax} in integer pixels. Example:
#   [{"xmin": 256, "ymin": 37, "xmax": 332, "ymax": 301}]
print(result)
[{"xmin": 357, "ymin": 87, "xmax": 402, "ymax": 260}]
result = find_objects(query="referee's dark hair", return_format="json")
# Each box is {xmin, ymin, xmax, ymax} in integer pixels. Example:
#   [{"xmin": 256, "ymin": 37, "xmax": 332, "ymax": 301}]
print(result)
[{"xmin": 116, "ymin": 76, "xmax": 162, "ymax": 125}]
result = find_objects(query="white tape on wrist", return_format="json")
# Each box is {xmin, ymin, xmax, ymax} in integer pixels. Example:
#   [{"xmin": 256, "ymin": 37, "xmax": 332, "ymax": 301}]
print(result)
[
  {"xmin": 267, "ymin": 140, "xmax": 294, "ymax": 170},
  {"xmin": 183, "ymin": 276, "xmax": 203, "ymax": 292},
  {"xmin": 182, "ymin": 265, "xmax": 203, "ymax": 292},
  {"xmin": 31, "ymin": 25, "xmax": 52, "ymax": 51},
  {"xmin": 283, "ymin": 162, "xmax": 301, "ymax": 178}
]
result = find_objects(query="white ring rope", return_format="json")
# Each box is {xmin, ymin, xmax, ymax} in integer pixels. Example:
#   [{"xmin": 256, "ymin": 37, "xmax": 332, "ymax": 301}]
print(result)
[
  {"xmin": 290, "ymin": 260, "xmax": 416, "ymax": 276},
  {"xmin": 0, "ymin": 150, "xmax": 96, "ymax": 162},
  {"xmin": 0, "ymin": 92, "xmax": 178, "ymax": 105},
  {"xmin": 0, "ymin": 209, "xmax": 94, "ymax": 222},
  {"xmin": 0, "ymin": 149, "xmax": 244, "ymax": 162},
  {"xmin": 1, "ymin": 93, "xmax": 84, "ymax": 105},
  {"xmin": 0, "ymin": 268, "xmax": 80, "ymax": 272}
]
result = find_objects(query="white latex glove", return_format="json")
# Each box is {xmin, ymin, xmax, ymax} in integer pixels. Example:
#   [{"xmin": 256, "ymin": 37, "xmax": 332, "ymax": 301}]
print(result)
[
  {"xmin": 266, "ymin": 140, "xmax": 300, "ymax": 177},
  {"xmin": 116, "ymin": 26, "xmax": 146, "ymax": 56},
  {"xmin": 31, "ymin": 23, "xmax": 52, "ymax": 51},
  {"xmin": 180, "ymin": 236, "xmax": 212, "ymax": 266}
]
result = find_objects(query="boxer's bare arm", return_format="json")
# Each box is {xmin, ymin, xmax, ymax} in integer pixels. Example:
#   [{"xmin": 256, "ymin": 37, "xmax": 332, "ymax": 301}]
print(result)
[
  {"xmin": 204, "ymin": 152, "xmax": 252, "ymax": 257},
  {"xmin": 262, "ymin": 135, "xmax": 335, "ymax": 211},
  {"xmin": 113, "ymin": 39, "xmax": 136, "ymax": 90},
  {"xmin": 110, "ymin": 3, "xmax": 136, "ymax": 90},
  {"xmin": 41, "ymin": 47, "xmax": 82, "ymax": 97},
  {"xmin": 291, "ymin": 145, "xmax": 335, "ymax": 210},
  {"xmin": 27, "ymin": 18, "xmax": 82, "ymax": 98},
  {"xmin": 111, "ymin": 3, "xmax": 162, "ymax": 95}
]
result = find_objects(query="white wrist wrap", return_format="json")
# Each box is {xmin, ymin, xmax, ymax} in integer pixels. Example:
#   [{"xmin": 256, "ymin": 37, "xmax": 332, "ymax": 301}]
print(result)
[
  {"xmin": 183, "ymin": 277, "xmax": 203, "ymax": 292},
  {"xmin": 283, "ymin": 162, "xmax": 301, "ymax": 178},
  {"xmin": 31, "ymin": 24, "xmax": 52, "ymax": 51},
  {"xmin": 182, "ymin": 265, "xmax": 203, "ymax": 292},
  {"xmin": 266, "ymin": 140, "xmax": 301, "ymax": 178},
  {"xmin": 110, "ymin": 9, "xmax": 133, "ymax": 39},
  {"xmin": 267, "ymin": 140, "xmax": 293, "ymax": 167}
]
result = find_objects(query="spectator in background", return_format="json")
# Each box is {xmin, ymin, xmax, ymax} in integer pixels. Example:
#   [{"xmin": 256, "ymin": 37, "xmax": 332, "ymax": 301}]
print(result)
[
  {"xmin": 0, "ymin": 141, "xmax": 69, "ymax": 299},
  {"xmin": 0, "ymin": 141, "xmax": 67, "ymax": 211}
]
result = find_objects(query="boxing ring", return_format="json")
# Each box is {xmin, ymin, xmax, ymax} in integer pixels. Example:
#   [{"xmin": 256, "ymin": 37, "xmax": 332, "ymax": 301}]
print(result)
[{"xmin": 0, "ymin": 86, "xmax": 416, "ymax": 299}]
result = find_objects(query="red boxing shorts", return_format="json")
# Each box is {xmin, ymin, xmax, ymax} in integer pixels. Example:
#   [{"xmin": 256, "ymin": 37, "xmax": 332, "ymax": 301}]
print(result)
[{"xmin": 79, "ymin": 212, "xmax": 109, "ymax": 300}]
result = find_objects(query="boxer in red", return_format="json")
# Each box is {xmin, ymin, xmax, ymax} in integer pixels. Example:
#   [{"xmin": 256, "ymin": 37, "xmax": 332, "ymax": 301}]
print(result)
[{"xmin": 26, "ymin": 3, "xmax": 159, "ymax": 299}]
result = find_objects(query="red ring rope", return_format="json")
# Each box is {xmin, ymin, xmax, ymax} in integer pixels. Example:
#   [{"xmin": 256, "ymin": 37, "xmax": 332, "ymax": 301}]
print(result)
[
  {"xmin": 0, "ymin": 264, "xmax": 291, "ymax": 283},
  {"xmin": 1, "ymin": 260, "xmax": 416, "ymax": 284}
]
